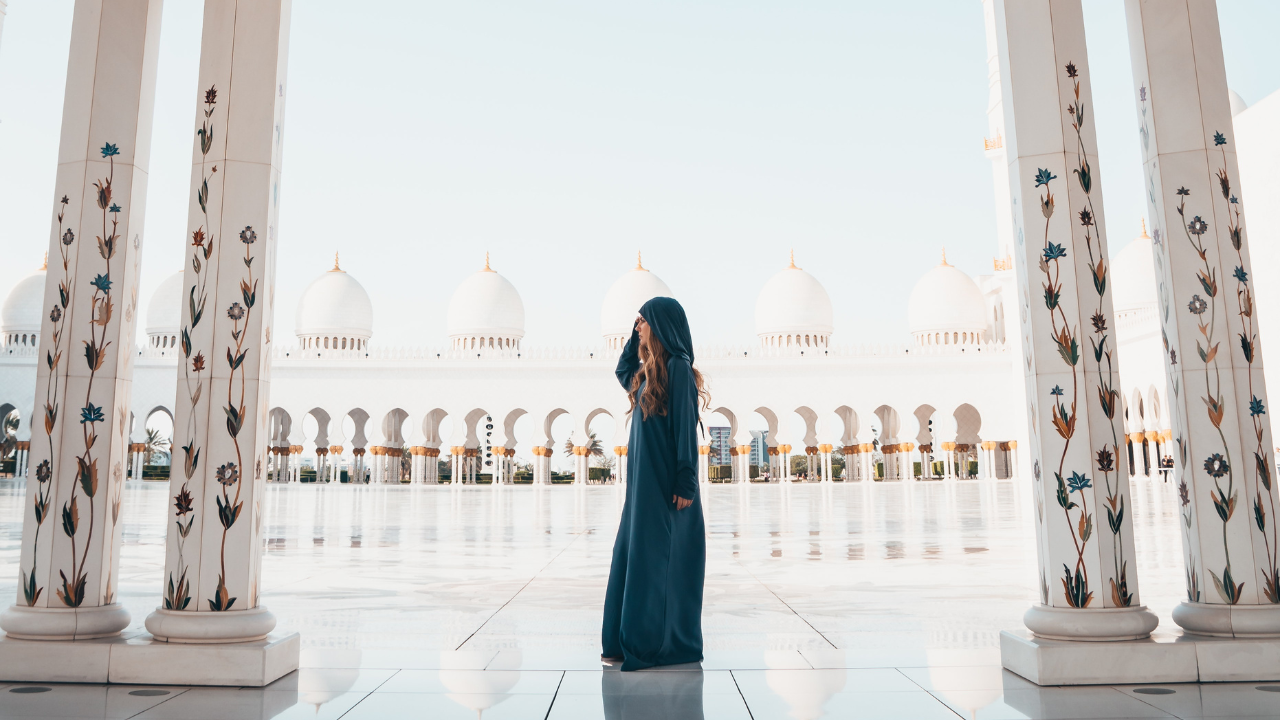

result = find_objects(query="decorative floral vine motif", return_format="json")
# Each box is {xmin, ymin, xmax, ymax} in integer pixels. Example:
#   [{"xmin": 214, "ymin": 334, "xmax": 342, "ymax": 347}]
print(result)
[
  {"xmin": 23, "ymin": 196, "xmax": 76, "ymax": 606},
  {"xmin": 210, "ymin": 223, "xmax": 258, "ymax": 612},
  {"xmin": 1212, "ymin": 133, "xmax": 1280, "ymax": 604},
  {"xmin": 168, "ymin": 86, "xmax": 219, "ymax": 612},
  {"xmin": 58, "ymin": 142, "xmax": 121, "ymax": 607},
  {"xmin": 1063, "ymin": 63, "xmax": 1131, "ymax": 608},
  {"xmin": 1139, "ymin": 85, "xmax": 1200, "ymax": 601},
  {"xmin": 1173, "ymin": 180, "xmax": 1243, "ymax": 605},
  {"xmin": 1035, "ymin": 159, "xmax": 1093, "ymax": 609}
]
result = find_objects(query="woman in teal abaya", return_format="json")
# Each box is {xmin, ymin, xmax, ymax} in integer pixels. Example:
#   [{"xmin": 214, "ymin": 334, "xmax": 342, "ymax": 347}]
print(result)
[{"xmin": 602, "ymin": 297, "xmax": 708, "ymax": 672}]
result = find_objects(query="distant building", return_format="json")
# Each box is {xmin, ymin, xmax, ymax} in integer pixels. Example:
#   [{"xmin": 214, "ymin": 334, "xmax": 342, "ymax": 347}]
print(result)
[
  {"xmin": 750, "ymin": 430, "xmax": 769, "ymax": 467},
  {"xmin": 708, "ymin": 426, "xmax": 731, "ymax": 465}
]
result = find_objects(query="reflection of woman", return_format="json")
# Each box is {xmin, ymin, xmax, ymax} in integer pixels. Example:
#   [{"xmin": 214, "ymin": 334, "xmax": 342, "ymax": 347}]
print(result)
[{"xmin": 602, "ymin": 297, "xmax": 709, "ymax": 671}]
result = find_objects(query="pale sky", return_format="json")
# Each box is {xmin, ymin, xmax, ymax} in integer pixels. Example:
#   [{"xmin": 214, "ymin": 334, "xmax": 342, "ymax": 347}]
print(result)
[{"xmin": 1, "ymin": 1, "xmax": 1277, "ymax": 349}]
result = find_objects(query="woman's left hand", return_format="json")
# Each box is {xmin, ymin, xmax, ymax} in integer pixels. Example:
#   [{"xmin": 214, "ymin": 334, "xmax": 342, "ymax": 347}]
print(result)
[{"xmin": 672, "ymin": 495, "xmax": 692, "ymax": 510}]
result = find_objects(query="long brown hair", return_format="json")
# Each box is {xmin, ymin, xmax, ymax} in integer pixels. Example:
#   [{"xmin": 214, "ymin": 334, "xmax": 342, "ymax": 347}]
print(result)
[{"xmin": 628, "ymin": 328, "xmax": 711, "ymax": 420}]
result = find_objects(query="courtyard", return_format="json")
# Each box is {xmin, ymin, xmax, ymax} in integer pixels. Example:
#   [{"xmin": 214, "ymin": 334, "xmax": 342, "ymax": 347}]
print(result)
[{"xmin": 3, "ymin": 479, "xmax": 1276, "ymax": 719}]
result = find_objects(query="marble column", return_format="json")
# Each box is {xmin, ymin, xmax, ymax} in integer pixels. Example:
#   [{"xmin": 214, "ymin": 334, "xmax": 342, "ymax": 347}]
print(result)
[
  {"xmin": 994, "ymin": 0, "xmax": 1156, "ymax": 639},
  {"xmin": 146, "ymin": 0, "xmax": 291, "ymax": 644},
  {"xmin": 1127, "ymin": 0, "xmax": 1280, "ymax": 635},
  {"xmin": 0, "ymin": 0, "xmax": 162, "ymax": 641}
]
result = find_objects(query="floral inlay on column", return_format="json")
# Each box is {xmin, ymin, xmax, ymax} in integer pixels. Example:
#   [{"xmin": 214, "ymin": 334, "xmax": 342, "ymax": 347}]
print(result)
[
  {"xmin": 166, "ymin": 86, "xmax": 217, "ymax": 612},
  {"xmin": 58, "ymin": 143, "xmax": 122, "ymax": 608},
  {"xmin": 22, "ymin": 196, "xmax": 74, "ymax": 607},
  {"xmin": 1063, "ymin": 62, "xmax": 1130, "ymax": 608},
  {"xmin": 210, "ymin": 224, "xmax": 258, "ymax": 612}
]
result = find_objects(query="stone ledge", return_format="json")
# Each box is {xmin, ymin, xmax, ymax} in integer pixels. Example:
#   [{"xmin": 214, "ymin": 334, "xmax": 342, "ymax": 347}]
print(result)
[
  {"xmin": 1002, "ymin": 629, "xmax": 1280, "ymax": 685},
  {"xmin": 0, "ymin": 631, "xmax": 299, "ymax": 686}
]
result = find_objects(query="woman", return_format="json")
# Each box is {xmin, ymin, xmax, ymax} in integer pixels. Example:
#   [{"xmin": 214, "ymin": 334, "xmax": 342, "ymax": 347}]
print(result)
[{"xmin": 602, "ymin": 296, "xmax": 709, "ymax": 671}]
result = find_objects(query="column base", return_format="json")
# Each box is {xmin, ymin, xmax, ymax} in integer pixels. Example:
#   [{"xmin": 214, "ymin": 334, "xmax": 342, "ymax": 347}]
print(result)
[
  {"xmin": 0, "ymin": 602, "xmax": 130, "ymax": 640},
  {"xmin": 0, "ymin": 630, "xmax": 298, "ymax": 686},
  {"xmin": 144, "ymin": 606, "xmax": 276, "ymax": 643},
  {"xmin": 1173, "ymin": 601, "xmax": 1280, "ymax": 638},
  {"xmin": 1002, "ymin": 628, "xmax": 1280, "ymax": 685},
  {"xmin": 1022, "ymin": 604, "xmax": 1158, "ymax": 641}
]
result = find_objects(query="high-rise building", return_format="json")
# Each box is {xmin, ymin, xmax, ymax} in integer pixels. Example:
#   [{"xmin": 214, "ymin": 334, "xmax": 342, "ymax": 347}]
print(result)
[
  {"xmin": 708, "ymin": 426, "xmax": 731, "ymax": 465},
  {"xmin": 749, "ymin": 430, "xmax": 769, "ymax": 467}
]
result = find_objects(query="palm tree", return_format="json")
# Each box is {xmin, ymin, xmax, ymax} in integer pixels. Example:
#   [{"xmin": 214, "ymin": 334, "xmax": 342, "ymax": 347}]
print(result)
[
  {"xmin": 143, "ymin": 428, "xmax": 170, "ymax": 465},
  {"xmin": 563, "ymin": 432, "xmax": 604, "ymax": 458}
]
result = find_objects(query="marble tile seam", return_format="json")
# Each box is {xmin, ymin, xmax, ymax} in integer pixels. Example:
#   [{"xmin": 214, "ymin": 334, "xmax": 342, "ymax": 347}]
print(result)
[
  {"xmin": 541, "ymin": 669, "xmax": 567, "ymax": 720},
  {"xmin": 729, "ymin": 555, "xmax": 836, "ymax": 654},
  {"xmin": 460, "ymin": 532, "xmax": 587, "ymax": 654}
]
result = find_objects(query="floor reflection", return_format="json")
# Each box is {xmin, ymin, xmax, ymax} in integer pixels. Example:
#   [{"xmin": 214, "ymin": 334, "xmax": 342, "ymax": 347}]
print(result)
[
  {"xmin": 0, "ymin": 478, "xmax": 1255, "ymax": 719},
  {"xmin": 603, "ymin": 669, "xmax": 704, "ymax": 720}
]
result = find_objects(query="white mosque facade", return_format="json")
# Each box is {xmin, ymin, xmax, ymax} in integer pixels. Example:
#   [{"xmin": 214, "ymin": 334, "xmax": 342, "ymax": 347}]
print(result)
[
  {"xmin": 3, "ymin": 40, "xmax": 1278, "ymax": 495},
  {"xmin": 0, "ymin": 244, "xmax": 1030, "ymax": 488},
  {"xmin": 4, "ymin": 81, "xmax": 1280, "ymax": 489}
]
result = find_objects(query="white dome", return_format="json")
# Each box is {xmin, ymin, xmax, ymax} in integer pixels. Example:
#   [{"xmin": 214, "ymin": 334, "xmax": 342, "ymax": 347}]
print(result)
[
  {"xmin": 146, "ymin": 270, "xmax": 184, "ymax": 336},
  {"xmin": 754, "ymin": 256, "xmax": 834, "ymax": 338},
  {"xmin": 907, "ymin": 255, "xmax": 987, "ymax": 343},
  {"xmin": 1112, "ymin": 223, "xmax": 1157, "ymax": 313},
  {"xmin": 1, "ymin": 266, "xmax": 46, "ymax": 332},
  {"xmin": 1230, "ymin": 89, "xmax": 1249, "ymax": 117},
  {"xmin": 601, "ymin": 256, "xmax": 673, "ymax": 340},
  {"xmin": 295, "ymin": 258, "xmax": 374, "ymax": 339},
  {"xmin": 447, "ymin": 257, "xmax": 525, "ymax": 341}
]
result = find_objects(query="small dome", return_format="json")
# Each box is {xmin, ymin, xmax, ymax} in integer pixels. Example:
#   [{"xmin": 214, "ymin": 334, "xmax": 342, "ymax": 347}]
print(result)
[
  {"xmin": 755, "ymin": 253, "xmax": 834, "ymax": 342},
  {"xmin": 601, "ymin": 254, "xmax": 673, "ymax": 343},
  {"xmin": 907, "ymin": 252, "xmax": 987, "ymax": 346},
  {"xmin": 1111, "ymin": 222, "xmax": 1157, "ymax": 313},
  {"xmin": 295, "ymin": 255, "xmax": 374, "ymax": 340},
  {"xmin": 146, "ymin": 270, "xmax": 185, "ymax": 336},
  {"xmin": 1230, "ymin": 89, "xmax": 1249, "ymax": 117},
  {"xmin": 446, "ymin": 255, "xmax": 525, "ymax": 349},
  {"xmin": 1, "ymin": 265, "xmax": 47, "ymax": 333}
]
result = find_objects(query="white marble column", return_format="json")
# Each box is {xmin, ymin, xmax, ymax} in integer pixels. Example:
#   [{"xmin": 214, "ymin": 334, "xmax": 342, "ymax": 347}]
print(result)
[
  {"xmin": 1127, "ymin": 0, "xmax": 1280, "ymax": 635},
  {"xmin": 994, "ymin": 0, "xmax": 1155, "ymax": 639},
  {"xmin": 146, "ymin": 0, "xmax": 291, "ymax": 644},
  {"xmin": 1, "ymin": 0, "xmax": 162, "ymax": 641}
]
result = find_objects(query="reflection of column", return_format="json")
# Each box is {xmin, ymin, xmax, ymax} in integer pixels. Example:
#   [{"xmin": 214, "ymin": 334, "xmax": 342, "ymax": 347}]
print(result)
[
  {"xmin": 1127, "ymin": 0, "xmax": 1280, "ymax": 636},
  {"xmin": 146, "ymin": 0, "xmax": 292, "ymax": 645},
  {"xmin": 995, "ymin": 0, "xmax": 1154, "ymax": 640},
  {"xmin": 2, "ymin": 0, "xmax": 162, "ymax": 641}
]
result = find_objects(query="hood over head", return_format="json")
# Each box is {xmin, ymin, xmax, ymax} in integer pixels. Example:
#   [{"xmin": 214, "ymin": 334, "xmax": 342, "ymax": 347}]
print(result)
[{"xmin": 639, "ymin": 296, "xmax": 694, "ymax": 363}]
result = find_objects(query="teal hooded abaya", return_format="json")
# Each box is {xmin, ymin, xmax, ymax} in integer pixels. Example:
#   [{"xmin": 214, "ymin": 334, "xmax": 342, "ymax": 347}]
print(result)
[{"xmin": 602, "ymin": 297, "xmax": 706, "ymax": 671}]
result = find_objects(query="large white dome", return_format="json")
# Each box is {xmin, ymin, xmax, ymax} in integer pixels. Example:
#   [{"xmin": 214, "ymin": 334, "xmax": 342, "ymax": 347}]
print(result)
[
  {"xmin": 907, "ymin": 254, "xmax": 987, "ymax": 346},
  {"xmin": 755, "ymin": 255, "xmax": 834, "ymax": 348},
  {"xmin": 146, "ymin": 270, "xmax": 184, "ymax": 336},
  {"xmin": 295, "ymin": 257, "xmax": 374, "ymax": 340},
  {"xmin": 1, "ymin": 265, "xmax": 47, "ymax": 333},
  {"xmin": 447, "ymin": 256, "xmax": 525, "ymax": 349},
  {"xmin": 601, "ymin": 255, "xmax": 673, "ymax": 345},
  {"xmin": 1111, "ymin": 223, "xmax": 1157, "ymax": 313},
  {"xmin": 1230, "ymin": 88, "xmax": 1249, "ymax": 117}
]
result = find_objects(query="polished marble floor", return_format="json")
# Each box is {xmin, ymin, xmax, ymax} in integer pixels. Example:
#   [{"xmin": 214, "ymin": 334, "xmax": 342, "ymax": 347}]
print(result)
[{"xmin": 1, "ymin": 478, "xmax": 1277, "ymax": 719}]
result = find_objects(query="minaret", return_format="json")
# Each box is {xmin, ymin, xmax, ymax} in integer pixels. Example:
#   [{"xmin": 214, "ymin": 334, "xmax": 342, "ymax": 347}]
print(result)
[{"xmin": 982, "ymin": 0, "xmax": 1015, "ymax": 268}]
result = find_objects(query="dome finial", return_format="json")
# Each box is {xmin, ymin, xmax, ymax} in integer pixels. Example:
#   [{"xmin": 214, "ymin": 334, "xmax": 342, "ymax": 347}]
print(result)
[
  {"xmin": 1140, "ymin": 218, "xmax": 1150, "ymax": 238},
  {"xmin": 636, "ymin": 251, "xmax": 646, "ymax": 271},
  {"xmin": 940, "ymin": 248, "xmax": 950, "ymax": 266},
  {"xmin": 41, "ymin": 252, "xmax": 48, "ymax": 271},
  {"xmin": 330, "ymin": 252, "xmax": 343, "ymax": 272},
  {"xmin": 788, "ymin": 250, "xmax": 798, "ymax": 269},
  {"xmin": 483, "ymin": 252, "xmax": 494, "ymax": 272}
]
